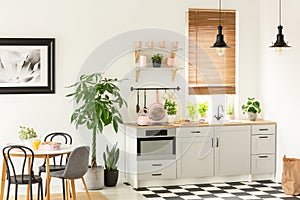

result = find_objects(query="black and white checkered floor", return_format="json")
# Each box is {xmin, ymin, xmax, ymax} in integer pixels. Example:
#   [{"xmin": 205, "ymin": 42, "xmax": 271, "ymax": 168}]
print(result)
[{"xmin": 134, "ymin": 180, "xmax": 300, "ymax": 200}]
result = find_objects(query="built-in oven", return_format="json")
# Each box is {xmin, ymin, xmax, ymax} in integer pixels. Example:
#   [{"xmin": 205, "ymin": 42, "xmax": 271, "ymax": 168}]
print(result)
[{"xmin": 137, "ymin": 128, "xmax": 176, "ymax": 160}]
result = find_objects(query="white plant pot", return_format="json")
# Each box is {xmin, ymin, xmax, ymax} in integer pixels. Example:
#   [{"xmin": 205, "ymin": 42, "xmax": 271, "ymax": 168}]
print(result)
[
  {"xmin": 247, "ymin": 112, "xmax": 257, "ymax": 121},
  {"xmin": 167, "ymin": 115, "xmax": 177, "ymax": 123},
  {"xmin": 83, "ymin": 166, "xmax": 104, "ymax": 190},
  {"xmin": 24, "ymin": 138, "xmax": 35, "ymax": 149}
]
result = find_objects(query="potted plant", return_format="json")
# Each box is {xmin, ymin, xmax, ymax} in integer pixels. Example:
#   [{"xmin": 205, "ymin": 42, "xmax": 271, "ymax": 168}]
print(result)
[
  {"xmin": 151, "ymin": 54, "xmax": 163, "ymax": 68},
  {"xmin": 164, "ymin": 99, "xmax": 178, "ymax": 122},
  {"xmin": 226, "ymin": 103, "xmax": 234, "ymax": 120},
  {"xmin": 66, "ymin": 73, "xmax": 127, "ymax": 189},
  {"xmin": 241, "ymin": 97, "xmax": 261, "ymax": 121},
  {"xmin": 103, "ymin": 142, "xmax": 119, "ymax": 187},
  {"xmin": 18, "ymin": 126, "xmax": 38, "ymax": 148},
  {"xmin": 198, "ymin": 101, "xmax": 208, "ymax": 118},
  {"xmin": 187, "ymin": 103, "xmax": 197, "ymax": 120}
]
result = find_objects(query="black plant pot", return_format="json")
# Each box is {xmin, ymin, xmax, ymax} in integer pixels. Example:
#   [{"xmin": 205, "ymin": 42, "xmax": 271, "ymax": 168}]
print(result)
[
  {"xmin": 104, "ymin": 169, "xmax": 119, "ymax": 187},
  {"xmin": 152, "ymin": 60, "xmax": 161, "ymax": 68}
]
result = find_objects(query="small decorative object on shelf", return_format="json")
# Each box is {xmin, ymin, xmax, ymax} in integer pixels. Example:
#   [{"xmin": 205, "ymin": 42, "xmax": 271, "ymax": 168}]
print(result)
[
  {"xmin": 166, "ymin": 57, "xmax": 175, "ymax": 67},
  {"xmin": 187, "ymin": 103, "xmax": 197, "ymax": 120},
  {"xmin": 139, "ymin": 55, "xmax": 147, "ymax": 67},
  {"xmin": 151, "ymin": 53, "xmax": 163, "ymax": 68}
]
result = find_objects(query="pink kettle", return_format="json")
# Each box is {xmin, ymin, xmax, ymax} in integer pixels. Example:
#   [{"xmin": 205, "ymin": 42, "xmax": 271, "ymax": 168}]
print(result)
[{"xmin": 137, "ymin": 108, "xmax": 151, "ymax": 126}]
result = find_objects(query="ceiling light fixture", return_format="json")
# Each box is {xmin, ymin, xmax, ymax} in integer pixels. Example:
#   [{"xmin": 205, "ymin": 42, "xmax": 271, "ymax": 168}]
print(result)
[
  {"xmin": 211, "ymin": 0, "xmax": 230, "ymax": 56},
  {"xmin": 270, "ymin": 0, "xmax": 291, "ymax": 55}
]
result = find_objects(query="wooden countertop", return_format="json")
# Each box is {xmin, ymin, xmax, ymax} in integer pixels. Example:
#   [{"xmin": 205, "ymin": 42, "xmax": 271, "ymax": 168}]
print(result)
[{"xmin": 125, "ymin": 119, "xmax": 276, "ymax": 129}]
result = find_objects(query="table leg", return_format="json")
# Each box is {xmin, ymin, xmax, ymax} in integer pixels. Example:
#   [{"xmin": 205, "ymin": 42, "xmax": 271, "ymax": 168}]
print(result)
[
  {"xmin": 46, "ymin": 155, "xmax": 50, "ymax": 200},
  {"xmin": 0, "ymin": 159, "xmax": 7, "ymax": 200},
  {"xmin": 70, "ymin": 179, "xmax": 76, "ymax": 200},
  {"xmin": 26, "ymin": 157, "xmax": 31, "ymax": 200},
  {"xmin": 66, "ymin": 179, "xmax": 70, "ymax": 200}
]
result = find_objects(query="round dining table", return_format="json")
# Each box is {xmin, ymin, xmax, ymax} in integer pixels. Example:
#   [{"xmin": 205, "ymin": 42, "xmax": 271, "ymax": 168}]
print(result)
[{"xmin": 0, "ymin": 146, "xmax": 73, "ymax": 200}]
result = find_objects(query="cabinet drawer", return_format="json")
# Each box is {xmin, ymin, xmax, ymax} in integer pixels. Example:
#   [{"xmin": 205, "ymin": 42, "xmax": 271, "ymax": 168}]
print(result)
[
  {"xmin": 138, "ymin": 160, "xmax": 176, "ymax": 180},
  {"xmin": 252, "ymin": 125, "xmax": 275, "ymax": 135},
  {"xmin": 251, "ymin": 155, "xmax": 275, "ymax": 174},
  {"xmin": 252, "ymin": 135, "xmax": 275, "ymax": 154},
  {"xmin": 177, "ymin": 127, "xmax": 212, "ymax": 137}
]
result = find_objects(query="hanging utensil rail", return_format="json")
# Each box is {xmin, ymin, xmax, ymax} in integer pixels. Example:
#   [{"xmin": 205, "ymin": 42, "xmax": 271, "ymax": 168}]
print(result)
[{"xmin": 130, "ymin": 86, "xmax": 180, "ymax": 91}]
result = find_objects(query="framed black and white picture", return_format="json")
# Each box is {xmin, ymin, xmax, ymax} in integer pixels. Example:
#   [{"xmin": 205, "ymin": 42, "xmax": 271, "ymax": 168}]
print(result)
[{"xmin": 0, "ymin": 38, "xmax": 55, "ymax": 94}]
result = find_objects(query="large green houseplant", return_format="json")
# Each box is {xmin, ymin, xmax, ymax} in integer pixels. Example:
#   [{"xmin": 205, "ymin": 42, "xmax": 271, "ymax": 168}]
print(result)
[{"xmin": 66, "ymin": 73, "xmax": 127, "ymax": 188}]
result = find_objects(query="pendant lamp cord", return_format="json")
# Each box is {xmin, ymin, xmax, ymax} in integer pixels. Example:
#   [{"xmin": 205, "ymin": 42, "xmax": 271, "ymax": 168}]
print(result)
[
  {"xmin": 279, "ymin": 0, "xmax": 281, "ymax": 26},
  {"xmin": 219, "ymin": 0, "xmax": 221, "ymax": 26}
]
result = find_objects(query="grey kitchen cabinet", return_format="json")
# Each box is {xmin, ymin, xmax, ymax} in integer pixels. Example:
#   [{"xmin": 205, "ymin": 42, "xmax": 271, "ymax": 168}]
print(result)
[
  {"xmin": 176, "ymin": 127, "xmax": 214, "ymax": 178},
  {"xmin": 251, "ymin": 124, "xmax": 276, "ymax": 174},
  {"xmin": 214, "ymin": 126, "xmax": 251, "ymax": 176},
  {"xmin": 177, "ymin": 126, "xmax": 251, "ymax": 178}
]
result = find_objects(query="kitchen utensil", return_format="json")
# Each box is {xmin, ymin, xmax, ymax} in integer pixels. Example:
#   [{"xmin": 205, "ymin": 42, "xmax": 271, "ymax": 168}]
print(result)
[
  {"xmin": 143, "ymin": 90, "xmax": 147, "ymax": 113},
  {"xmin": 148, "ymin": 90, "xmax": 165, "ymax": 121},
  {"xmin": 136, "ymin": 90, "xmax": 140, "ymax": 113},
  {"xmin": 136, "ymin": 108, "xmax": 151, "ymax": 126}
]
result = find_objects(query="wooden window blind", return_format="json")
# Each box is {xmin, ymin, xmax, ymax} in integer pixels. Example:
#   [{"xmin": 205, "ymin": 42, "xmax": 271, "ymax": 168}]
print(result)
[{"xmin": 188, "ymin": 9, "xmax": 236, "ymax": 95}]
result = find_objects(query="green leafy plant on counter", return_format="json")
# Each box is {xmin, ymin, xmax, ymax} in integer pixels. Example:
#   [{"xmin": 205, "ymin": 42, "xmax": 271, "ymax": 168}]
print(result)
[
  {"xmin": 241, "ymin": 97, "xmax": 261, "ymax": 114},
  {"xmin": 164, "ymin": 99, "xmax": 177, "ymax": 115},
  {"xmin": 103, "ymin": 143, "xmax": 120, "ymax": 171},
  {"xmin": 187, "ymin": 103, "xmax": 197, "ymax": 120},
  {"xmin": 226, "ymin": 103, "xmax": 234, "ymax": 115},
  {"xmin": 198, "ymin": 101, "xmax": 208, "ymax": 117},
  {"xmin": 66, "ymin": 73, "xmax": 127, "ymax": 168},
  {"xmin": 18, "ymin": 126, "xmax": 37, "ymax": 140}
]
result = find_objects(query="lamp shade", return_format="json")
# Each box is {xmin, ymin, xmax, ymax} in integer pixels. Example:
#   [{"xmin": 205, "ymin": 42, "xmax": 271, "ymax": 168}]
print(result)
[
  {"xmin": 211, "ymin": 26, "xmax": 230, "ymax": 48},
  {"xmin": 270, "ymin": 25, "xmax": 290, "ymax": 48}
]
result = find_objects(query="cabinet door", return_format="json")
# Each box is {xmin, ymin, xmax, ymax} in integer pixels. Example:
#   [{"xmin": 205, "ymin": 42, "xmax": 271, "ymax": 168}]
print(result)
[
  {"xmin": 177, "ymin": 136, "xmax": 214, "ymax": 178},
  {"xmin": 215, "ymin": 126, "xmax": 251, "ymax": 176}
]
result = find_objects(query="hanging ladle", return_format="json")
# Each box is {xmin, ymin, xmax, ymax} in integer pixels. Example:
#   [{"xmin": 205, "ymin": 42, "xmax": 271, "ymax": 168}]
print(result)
[
  {"xmin": 144, "ymin": 90, "xmax": 147, "ymax": 113},
  {"xmin": 136, "ymin": 90, "xmax": 140, "ymax": 113}
]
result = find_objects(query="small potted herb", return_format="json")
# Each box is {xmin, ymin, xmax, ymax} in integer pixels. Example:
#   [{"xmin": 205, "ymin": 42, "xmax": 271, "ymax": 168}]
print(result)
[
  {"xmin": 187, "ymin": 103, "xmax": 197, "ymax": 120},
  {"xmin": 164, "ymin": 99, "xmax": 178, "ymax": 122},
  {"xmin": 241, "ymin": 97, "xmax": 261, "ymax": 121},
  {"xmin": 226, "ymin": 103, "xmax": 234, "ymax": 120},
  {"xmin": 198, "ymin": 101, "xmax": 209, "ymax": 118},
  {"xmin": 151, "ymin": 54, "xmax": 163, "ymax": 68}
]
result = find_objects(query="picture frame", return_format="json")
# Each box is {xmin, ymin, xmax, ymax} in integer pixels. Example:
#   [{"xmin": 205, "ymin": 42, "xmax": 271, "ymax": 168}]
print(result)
[{"xmin": 0, "ymin": 38, "xmax": 55, "ymax": 94}]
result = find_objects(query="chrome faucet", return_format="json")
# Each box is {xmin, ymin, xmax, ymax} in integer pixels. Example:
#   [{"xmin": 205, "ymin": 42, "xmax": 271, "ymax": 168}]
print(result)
[{"xmin": 214, "ymin": 105, "xmax": 224, "ymax": 121}]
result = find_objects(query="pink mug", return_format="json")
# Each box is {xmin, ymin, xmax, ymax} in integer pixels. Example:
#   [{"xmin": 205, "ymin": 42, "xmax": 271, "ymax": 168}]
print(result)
[
  {"xmin": 134, "ymin": 41, "xmax": 142, "ymax": 48},
  {"xmin": 147, "ymin": 41, "xmax": 154, "ymax": 48},
  {"xmin": 158, "ymin": 41, "xmax": 165, "ymax": 48}
]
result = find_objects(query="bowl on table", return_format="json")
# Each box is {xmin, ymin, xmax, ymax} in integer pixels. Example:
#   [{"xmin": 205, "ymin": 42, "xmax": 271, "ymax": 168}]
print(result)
[{"xmin": 39, "ymin": 142, "xmax": 61, "ymax": 150}]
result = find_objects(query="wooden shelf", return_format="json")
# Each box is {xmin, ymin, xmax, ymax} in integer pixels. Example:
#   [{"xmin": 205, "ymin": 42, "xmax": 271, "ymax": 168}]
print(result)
[{"xmin": 135, "ymin": 66, "xmax": 183, "ymax": 82}]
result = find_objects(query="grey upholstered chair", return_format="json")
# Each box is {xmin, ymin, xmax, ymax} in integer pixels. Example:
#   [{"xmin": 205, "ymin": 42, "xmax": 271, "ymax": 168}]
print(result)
[{"xmin": 49, "ymin": 146, "xmax": 90, "ymax": 200}]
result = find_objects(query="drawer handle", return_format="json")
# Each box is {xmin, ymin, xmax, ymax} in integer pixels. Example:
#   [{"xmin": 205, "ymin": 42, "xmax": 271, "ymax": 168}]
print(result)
[
  {"xmin": 191, "ymin": 131, "xmax": 201, "ymax": 133},
  {"xmin": 259, "ymin": 155, "xmax": 268, "ymax": 158},
  {"xmin": 216, "ymin": 137, "xmax": 219, "ymax": 147},
  {"xmin": 211, "ymin": 138, "xmax": 214, "ymax": 147},
  {"xmin": 259, "ymin": 128, "xmax": 269, "ymax": 131},
  {"xmin": 152, "ymin": 164, "xmax": 162, "ymax": 167},
  {"xmin": 152, "ymin": 173, "xmax": 162, "ymax": 176},
  {"xmin": 259, "ymin": 136, "xmax": 268, "ymax": 138}
]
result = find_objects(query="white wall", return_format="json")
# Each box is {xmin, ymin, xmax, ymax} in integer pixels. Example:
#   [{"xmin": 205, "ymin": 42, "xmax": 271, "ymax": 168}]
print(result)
[
  {"xmin": 259, "ymin": 0, "xmax": 300, "ymax": 181},
  {"xmin": 0, "ymin": 0, "xmax": 260, "ymax": 188}
]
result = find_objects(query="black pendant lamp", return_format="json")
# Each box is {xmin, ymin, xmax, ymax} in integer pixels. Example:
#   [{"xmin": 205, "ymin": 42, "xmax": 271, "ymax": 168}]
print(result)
[
  {"xmin": 270, "ymin": 0, "xmax": 291, "ymax": 54},
  {"xmin": 211, "ymin": 0, "xmax": 230, "ymax": 56}
]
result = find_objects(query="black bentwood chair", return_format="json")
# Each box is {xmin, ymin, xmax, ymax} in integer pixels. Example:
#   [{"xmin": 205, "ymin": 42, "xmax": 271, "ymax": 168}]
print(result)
[
  {"xmin": 2, "ymin": 145, "xmax": 43, "ymax": 200},
  {"xmin": 38, "ymin": 132, "xmax": 72, "ymax": 200}
]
